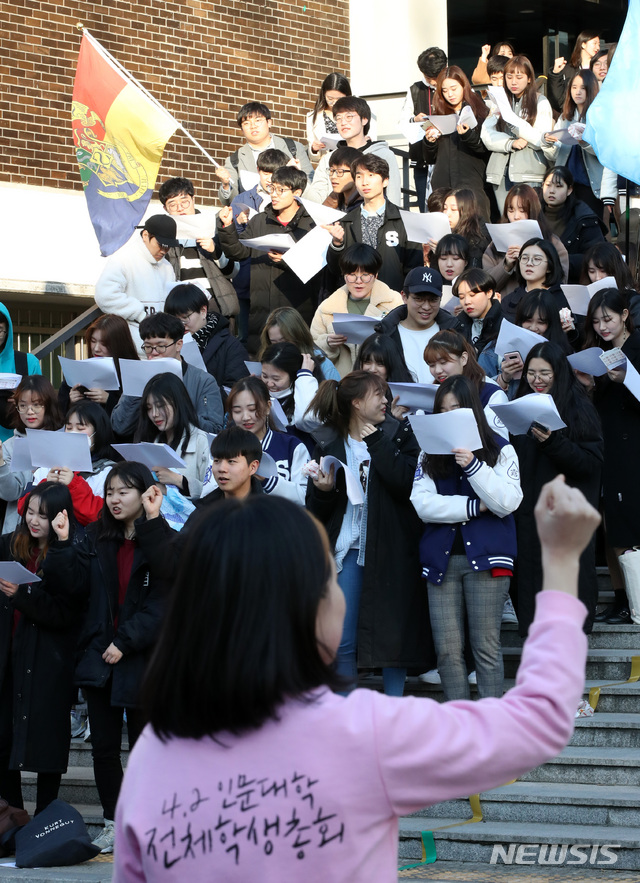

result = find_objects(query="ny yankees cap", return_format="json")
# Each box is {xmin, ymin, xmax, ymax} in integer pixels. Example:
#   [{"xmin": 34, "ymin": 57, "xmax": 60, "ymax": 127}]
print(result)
[{"xmin": 403, "ymin": 266, "xmax": 444, "ymax": 296}]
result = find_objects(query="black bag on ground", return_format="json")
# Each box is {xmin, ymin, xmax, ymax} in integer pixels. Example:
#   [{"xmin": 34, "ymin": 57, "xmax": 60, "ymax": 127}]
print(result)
[{"xmin": 15, "ymin": 799, "xmax": 100, "ymax": 867}]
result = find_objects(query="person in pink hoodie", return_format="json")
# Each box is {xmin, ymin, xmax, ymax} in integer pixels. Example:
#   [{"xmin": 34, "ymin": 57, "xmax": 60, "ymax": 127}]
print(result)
[{"xmin": 113, "ymin": 479, "xmax": 597, "ymax": 883}]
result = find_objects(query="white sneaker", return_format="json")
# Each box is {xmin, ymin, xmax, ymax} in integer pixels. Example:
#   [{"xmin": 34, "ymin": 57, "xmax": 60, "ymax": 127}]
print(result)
[
  {"xmin": 92, "ymin": 819, "xmax": 115, "ymax": 854},
  {"xmin": 502, "ymin": 598, "xmax": 518, "ymax": 624},
  {"xmin": 418, "ymin": 669, "xmax": 441, "ymax": 684},
  {"xmin": 467, "ymin": 671, "xmax": 477, "ymax": 685}
]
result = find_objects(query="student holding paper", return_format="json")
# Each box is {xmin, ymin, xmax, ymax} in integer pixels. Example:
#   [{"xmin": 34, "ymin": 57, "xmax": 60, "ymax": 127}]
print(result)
[
  {"xmin": 74, "ymin": 462, "xmax": 173, "ymax": 855},
  {"xmin": 58, "ymin": 315, "xmax": 138, "ymax": 418},
  {"xmin": 134, "ymin": 374, "xmax": 211, "ymax": 501},
  {"xmin": 0, "ymin": 376, "xmax": 63, "ymax": 534},
  {"xmin": 580, "ymin": 243, "xmax": 640, "ymax": 326},
  {"xmin": 355, "ymin": 334, "xmax": 416, "ymax": 420},
  {"xmin": 513, "ymin": 342, "xmax": 603, "ymax": 637},
  {"xmin": 482, "ymin": 183, "xmax": 570, "ymax": 296},
  {"xmin": 439, "ymin": 189, "xmax": 490, "ymax": 268},
  {"xmin": 306, "ymin": 371, "xmax": 428, "ymax": 696},
  {"xmin": 410, "ymin": 375, "xmax": 522, "ymax": 701},
  {"xmin": 0, "ymin": 302, "xmax": 41, "ymax": 444},
  {"xmin": 0, "ymin": 482, "xmax": 84, "ymax": 815},
  {"xmin": 306, "ymin": 72, "xmax": 351, "ymax": 158},
  {"xmin": 583, "ymin": 290, "xmax": 640, "ymax": 625},
  {"xmin": 422, "ymin": 67, "xmax": 490, "ymax": 220},
  {"xmin": 259, "ymin": 306, "xmax": 339, "ymax": 381},
  {"xmin": 311, "ymin": 244, "xmax": 403, "ymax": 377},
  {"xmin": 500, "ymin": 237, "xmax": 570, "ymax": 323}
]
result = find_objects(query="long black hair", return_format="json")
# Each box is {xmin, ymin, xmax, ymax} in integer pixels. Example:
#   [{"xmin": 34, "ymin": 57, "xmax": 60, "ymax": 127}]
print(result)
[
  {"xmin": 354, "ymin": 333, "xmax": 414, "ymax": 383},
  {"xmin": 422, "ymin": 375, "xmax": 500, "ymax": 479},
  {"xmin": 97, "ymin": 462, "xmax": 156, "ymax": 541},
  {"xmin": 542, "ymin": 166, "xmax": 577, "ymax": 225},
  {"xmin": 516, "ymin": 341, "xmax": 602, "ymax": 442},
  {"xmin": 516, "ymin": 237, "xmax": 564, "ymax": 289},
  {"xmin": 12, "ymin": 482, "xmax": 75, "ymax": 568},
  {"xmin": 65, "ymin": 400, "xmax": 115, "ymax": 463},
  {"xmin": 134, "ymin": 373, "xmax": 199, "ymax": 456},
  {"xmin": 311, "ymin": 71, "xmax": 351, "ymax": 123},
  {"xmin": 143, "ymin": 496, "xmax": 342, "ymax": 739},
  {"xmin": 514, "ymin": 289, "xmax": 572, "ymax": 354},
  {"xmin": 583, "ymin": 288, "xmax": 634, "ymax": 350},
  {"xmin": 579, "ymin": 243, "xmax": 636, "ymax": 291}
]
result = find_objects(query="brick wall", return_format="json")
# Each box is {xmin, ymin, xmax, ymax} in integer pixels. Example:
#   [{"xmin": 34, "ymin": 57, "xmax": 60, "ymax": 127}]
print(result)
[{"xmin": 0, "ymin": 0, "xmax": 350, "ymax": 201}]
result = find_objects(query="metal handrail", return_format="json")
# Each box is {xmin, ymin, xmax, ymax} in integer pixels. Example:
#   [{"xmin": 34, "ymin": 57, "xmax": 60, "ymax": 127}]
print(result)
[{"xmin": 32, "ymin": 305, "xmax": 101, "ymax": 361}]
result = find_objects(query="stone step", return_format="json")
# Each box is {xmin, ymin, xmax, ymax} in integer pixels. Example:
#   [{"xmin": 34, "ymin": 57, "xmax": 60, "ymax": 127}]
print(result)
[
  {"xmin": 570, "ymin": 713, "xmax": 640, "ymax": 748},
  {"xmin": 408, "ymin": 781, "xmax": 640, "ymax": 827},
  {"xmin": 500, "ymin": 621, "xmax": 640, "ymax": 650},
  {"xmin": 503, "ymin": 647, "xmax": 638, "ymax": 681},
  {"xmin": 519, "ymin": 747, "xmax": 640, "ymax": 786},
  {"xmin": 68, "ymin": 737, "xmax": 129, "ymax": 768},
  {"xmin": 398, "ymin": 817, "xmax": 640, "ymax": 869},
  {"xmin": 23, "ymin": 766, "xmax": 100, "ymax": 806}
]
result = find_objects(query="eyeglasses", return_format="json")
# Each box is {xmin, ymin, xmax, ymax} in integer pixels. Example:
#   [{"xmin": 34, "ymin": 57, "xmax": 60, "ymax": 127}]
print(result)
[
  {"xmin": 241, "ymin": 116, "xmax": 268, "ymax": 126},
  {"xmin": 176, "ymin": 312, "xmax": 197, "ymax": 324},
  {"xmin": 526, "ymin": 370, "xmax": 554, "ymax": 380},
  {"xmin": 334, "ymin": 113, "xmax": 357, "ymax": 124},
  {"xmin": 141, "ymin": 342, "xmax": 175, "ymax": 355},
  {"xmin": 165, "ymin": 196, "xmax": 192, "ymax": 211},
  {"xmin": 345, "ymin": 273, "xmax": 374, "ymax": 283},
  {"xmin": 268, "ymin": 186, "xmax": 292, "ymax": 196},
  {"xmin": 17, "ymin": 402, "xmax": 44, "ymax": 413},
  {"xmin": 329, "ymin": 168, "xmax": 352, "ymax": 178},
  {"xmin": 520, "ymin": 255, "xmax": 548, "ymax": 266}
]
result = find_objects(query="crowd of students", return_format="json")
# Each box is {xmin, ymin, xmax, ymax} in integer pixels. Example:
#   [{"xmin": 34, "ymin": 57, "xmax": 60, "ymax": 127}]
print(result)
[{"xmin": 0, "ymin": 23, "xmax": 638, "ymax": 873}]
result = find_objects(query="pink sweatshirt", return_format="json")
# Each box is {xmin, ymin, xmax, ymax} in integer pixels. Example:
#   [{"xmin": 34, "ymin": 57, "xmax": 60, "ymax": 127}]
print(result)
[{"xmin": 113, "ymin": 591, "xmax": 587, "ymax": 883}]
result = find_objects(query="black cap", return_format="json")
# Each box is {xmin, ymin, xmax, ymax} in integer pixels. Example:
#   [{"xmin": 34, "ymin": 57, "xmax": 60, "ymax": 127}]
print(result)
[
  {"xmin": 403, "ymin": 266, "xmax": 444, "ymax": 296},
  {"xmin": 143, "ymin": 214, "xmax": 179, "ymax": 247}
]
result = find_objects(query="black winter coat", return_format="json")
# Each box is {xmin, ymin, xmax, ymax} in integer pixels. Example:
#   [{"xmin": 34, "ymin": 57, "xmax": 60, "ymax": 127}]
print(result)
[
  {"xmin": 325, "ymin": 201, "xmax": 423, "ymax": 295},
  {"xmin": 593, "ymin": 330, "xmax": 640, "ymax": 547},
  {"xmin": 0, "ymin": 535, "xmax": 88, "ymax": 773},
  {"xmin": 198, "ymin": 314, "xmax": 250, "ymax": 387},
  {"xmin": 75, "ymin": 516, "xmax": 176, "ymax": 708},
  {"xmin": 375, "ymin": 304, "xmax": 457, "ymax": 380},
  {"xmin": 217, "ymin": 204, "xmax": 320, "ymax": 354},
  {"xmin": 553, "ymin": 200, "xmax": 608, "ymax": 282},
  {"xmin": 305, "ymin": 416, "xmax": 432, "ymax": 669},
  {"xmin": 512, "ymin": 400, "xmax": 603, "ymax": 637},
  {"xmin": 500, "ymin": 285, "xmax": 571, "ymax": 325},
  {"xmin": 454, "ymin": 298, "xmax": 504, "ymax": 355}
]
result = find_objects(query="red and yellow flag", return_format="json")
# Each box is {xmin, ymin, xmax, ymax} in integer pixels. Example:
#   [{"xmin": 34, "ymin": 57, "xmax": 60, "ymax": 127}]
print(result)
[{"xmin": 71, "ymin": 32, "xmax": 178, "ymax": 255}]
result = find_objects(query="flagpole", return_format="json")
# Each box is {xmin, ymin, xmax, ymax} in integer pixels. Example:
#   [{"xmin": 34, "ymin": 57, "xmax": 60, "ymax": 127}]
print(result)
[{"xmin": 76, "ymin": 24, "xmax": 221, "ymax": 168}]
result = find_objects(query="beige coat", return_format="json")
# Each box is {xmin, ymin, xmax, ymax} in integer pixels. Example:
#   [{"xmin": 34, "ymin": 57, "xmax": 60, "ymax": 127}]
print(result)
[{"xmin": 310, "ymin": 280, "xmax": 403, "ymax": 377}]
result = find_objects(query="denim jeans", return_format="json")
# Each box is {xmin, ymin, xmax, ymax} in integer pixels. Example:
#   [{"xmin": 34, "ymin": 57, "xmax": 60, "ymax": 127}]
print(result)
[{"xmin": 428, "ymin": 555, "xmax": 509, "ymax": 701}]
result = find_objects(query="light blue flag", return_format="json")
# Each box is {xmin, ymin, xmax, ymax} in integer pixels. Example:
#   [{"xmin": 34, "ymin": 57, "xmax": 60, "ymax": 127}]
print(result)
[{"xmin": 584, "ymin": 0, "xmax": 640, "ymax": 185}]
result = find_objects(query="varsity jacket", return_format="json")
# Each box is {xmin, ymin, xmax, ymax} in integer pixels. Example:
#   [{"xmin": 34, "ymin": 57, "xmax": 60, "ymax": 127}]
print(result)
[
  {"xmin": 260, "ymin": 427, "xmax": 309, "ymax": 505},
  {"xmin": 410, "ymin": 438, "xmax": 522, "ymax": 585}
]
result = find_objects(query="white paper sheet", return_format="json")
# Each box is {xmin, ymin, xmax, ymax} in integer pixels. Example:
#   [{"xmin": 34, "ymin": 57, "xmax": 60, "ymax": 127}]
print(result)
[
  {"xmin": 320, "ymin": 455, "xmax": 365, "ymax": 505},
  {"xmin": 409, "ymin": 409, "xmax": 482, "ymax": 455},
  {"xmin": 244, "ymin": 361, "xmax": 262, "ymax": 376},
  {"xmin": 58, "ymin": 356, "xmax": 120, "ymax": 391},
  {"xmin": 257, "ymin": 450, "xmax": 279, "ymax": 479},
  {"xmin": 424, "ymin": 114, "xmax": 459, "ymax": 135},
  {"xmin": 487, "ymin": 87, "xmax": 522, "ymax": 128},
  {"xmin": 10, "ymin": 436, "xmax": 33, "ymax": 472},
  {"xmin": 282, "ymin": 225, "xmax": 332, "ymax": 283},
  {"xmin": 547, "ymin": 127, "xmax": 581, "ymax": 147},
  {"xmin": 400, "ymin": 120, "xmax": 426, "ymax": 144},
  {"xmin": 26, "ymin": 429, "xmax": 93, "ymax": 472},
  {"xmin": 317, "ymin": 132, "xmax": 341, "ymax": 150},
  {"xmin": 458, "ymin": 105, "xmax": 478, "ymax": 129},
  {"xmin": 0, "ymin": 373, "xmax": 21, "ymax": 390},
  {"xmin": 112, "ymin": 442, "xmax": 187, "ymax": 470},
  {"xmin": 485, "ymin": 220, "xmax": 543, "ymax": 253},
  {"xmin": 567, "ymin": 347, "xmax": 608, "ymax": 377},
  {"xmin": 623, "ymin": 360, "xmax": 640, "ymax": 402},
  {"xmin": 441, "ymin": 285, "xmax": 460, "ymax": 315},
  {"xmin": 0, "ymin": 562, "xmax": 41, "ymax": 584},
  {"xmin": 269, "ymin": 398, "xmax": 289, "ymax": 432},
  {"xmin": 240, "ymin": 233, "xmax": 296, "ymax": 252},
  {"xmin": 331, "ymin": 314, "xmax": 380, "ymax": 344},
  {"xmin": 239, "ymin": 170, "xmax": 260, "ymax": 191},
  {"xmin": 298, "ymin": 198, "xmax": 345, "ymax": 226},
  {"xmin": 171, "ymin": 210, "xmax": 218, "ymax": 240},
  {"xmin": 388, "ymin": 382, "xmax": 439, "ymax": 412},
  {"xmin": 600, "ymin": 347, "xmax": 627, "ymax": 370},
  {"xmin": 495, "ymin": 319, "xmax": 547, "ymax": 361},
  {"xmin": 490, "ymin": 394, "xmax": 567, "ymax": 436},
  {"xmin": 399, "ymin": 210, "xmax": 451, "ymax": 244},
  {"xmin": 181, "ymin": 335, "xmax": 208, "ymax": 373},
  {"xmin": 234, "ymin": 203, "xmax": 258, "ymax": 221},
  {"xmin": 561, "ymin": 276, "xmax": 617, "ymax": 315},
  {"xmin": 119, "ymin": 358, "xmax": 183, "ymax": 398}
]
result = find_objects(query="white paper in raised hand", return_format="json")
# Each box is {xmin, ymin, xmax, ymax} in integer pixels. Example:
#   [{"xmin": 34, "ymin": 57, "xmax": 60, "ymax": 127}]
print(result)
[
  {"xmin": 567, "ymin": 347, "xmax": 607, "ymax": 377},
  {"xmin": 112, "ymin": 442, "xmax": 187, "ymax": 470},
  {"xmin": 399, "ymin": 210, "xmax": 451, "ymax": 244},
  {"xmin": 298, "ymin": 198, "xmax": 345, "ymax": 226},
  {"xmin": 331, "ymin": 314, "xmax": 380, "ymax": 344},
  {"xmin": 119, "ymin": 358, "xmax": 183, "ymax": 398},
  {"xmin": 423, "ymin": 114, "xmax": 459, "ymax": 135},
  {"xmin": 257, "ymin": 450, "xmax": 279, "ymax": 480},
  {"xmin": 26, "ymin": 429, "xmax": 93, "ymax": 472},
  {"xmin": 486, "ymin": 220, "xmax": 543, "ymax": 253},
  {"xmin": 409, "ymin": 409, "xmax": 482, "ymax": 455},
  {"xmin": 495, "ymin": 319, "xmax": 546, "ymax": 361},
  {"xmin": 388, "ymin": 382, "xmax": 439, "ymax": 413},
  {"xmin": 282, "ymin": 226, "xmax": 332, "ymax": 283},
  {"xmin": 320, "ymin": 455, "xmax": 365, "ymax": 505},
  {"xmin": 561, "ymin": 276, "xmax": 617, "ymax": 315},
  {"xmin": 0, "ymin": 561, "xmax": 41, "ymax": 584},
  {"xmin": 244, "ymin": 361, "xmax": 262, "ymax": 376},
  {"xmin": 240, "ymin": 233, "xmax": 296, "ymax": 252},
  {"xmin": 0, "ymin": 373, "xmax": 21, "ymax": 390},
  {"xmin": 234, "ymin": 203, "xmax": 258, "ymax": 221},
  {"xmin": 269, "ymin": 398, "xmax": 289, "ymax": 432},
  {"xmin": 490, "ymin": 394, "xmax": 567, "ymax": 436},
  {"xmin": 181, "ymin": 335, "xmax": 208, "ymax": 373},
  {"xmin": 10, "ymin": 436, "xmax": 33, "ymax": 472},
  {"xmin": 400, "ymin": 120, "xmax": 427, "ymax": 144},
  {"xmin": 171, "ymin": 210, "xmax": 218, "ymax": 240},
  {"xmin": 458, "ymin": 105, "xmax": 478, "ymax": 129},
  {"xmin": 58, "ymin": 356, "xmax": 120, "ymax": 391},
  {"xmin": 623, "ymin": 361, "xmax": 640, "ymax": 403},
  {"xmin": 239, "ymin": 170, "xmax": 260, "ymax": 191},
  {"xmin": 487, "ymin": 87, "xmax": 522, "ymax": 128}
]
